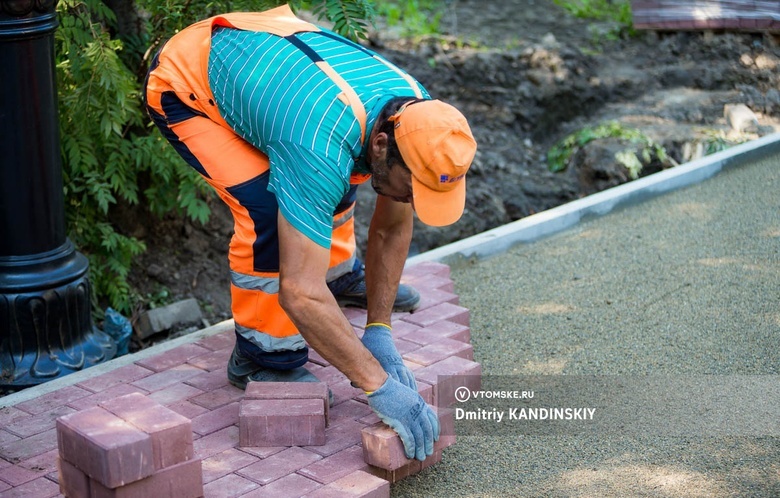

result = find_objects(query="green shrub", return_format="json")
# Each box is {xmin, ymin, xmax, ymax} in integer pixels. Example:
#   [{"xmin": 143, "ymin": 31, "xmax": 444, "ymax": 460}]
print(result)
[
  {"xmin": 547, "ymin": 121, "xmax": 670, "ymax": 179},
  {"xmin": 56, "ymin": 0, "xmax": 378, "ymax": 315},
  {"xmin": 553, "ymin": 0, "xmax": 635, "ymax": 38}
]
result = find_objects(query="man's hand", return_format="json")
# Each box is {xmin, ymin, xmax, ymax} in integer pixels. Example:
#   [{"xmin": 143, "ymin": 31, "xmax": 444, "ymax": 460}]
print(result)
[
  {"xmin": 367, "ymin": 376, "xmax": 440, "ymax": 461},
  {"xmin": 361, "ymin": 323, "xmax": 417, "ymax": 390}
]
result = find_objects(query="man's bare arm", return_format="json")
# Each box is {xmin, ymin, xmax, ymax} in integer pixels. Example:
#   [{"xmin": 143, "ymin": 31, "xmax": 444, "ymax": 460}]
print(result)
[
  {"xmin": 277, "ymin": 211, "xmax": 387, "ymax": 392},
  {"xmin": 364, "ymin": 195, "xmax": 414, "ymax": 326}
]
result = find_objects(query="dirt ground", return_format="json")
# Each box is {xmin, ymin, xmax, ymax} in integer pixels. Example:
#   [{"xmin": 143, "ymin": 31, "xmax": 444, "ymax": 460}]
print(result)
[{"xmin": 125, "ymin": 0, "xmax": 780, "ymax": 339}]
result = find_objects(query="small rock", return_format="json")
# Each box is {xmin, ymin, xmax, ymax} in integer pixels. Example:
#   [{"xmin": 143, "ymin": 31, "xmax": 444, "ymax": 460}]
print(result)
[
  {"xmin": 724, "ymin": 103, "xmax": 759, "ymax": 133},
  {"xmin": 134, "ymin": 298, "xmax": 203, "ymax": 340},
  {"xmin": 146, "ymin": 263, "xmax": 164, "ymax": 279}
]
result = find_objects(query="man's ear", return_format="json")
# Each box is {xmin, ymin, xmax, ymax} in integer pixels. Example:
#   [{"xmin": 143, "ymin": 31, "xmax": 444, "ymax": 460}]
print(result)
[{"xmin": 371, "ymin": 132, "xmax": 388, "ymax": 158}]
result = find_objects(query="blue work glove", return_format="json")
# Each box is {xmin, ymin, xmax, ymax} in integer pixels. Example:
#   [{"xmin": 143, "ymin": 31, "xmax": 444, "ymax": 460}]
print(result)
[
  {"xmin": 367, "ymin": 376, "xmax": 440, "ymax": 461},
  {"xmin": 361, "ymin": 323, "xmax": 417, "ymax": 390}
]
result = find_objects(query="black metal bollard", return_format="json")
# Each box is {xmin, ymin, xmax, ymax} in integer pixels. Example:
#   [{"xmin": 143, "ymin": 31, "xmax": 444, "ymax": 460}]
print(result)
[{"xmin": 0, "ymin": 0, "xmax": 116, "ymax": 389}]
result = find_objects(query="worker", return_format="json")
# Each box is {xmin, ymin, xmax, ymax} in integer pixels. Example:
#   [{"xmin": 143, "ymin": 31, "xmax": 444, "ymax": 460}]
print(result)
[{"xmin": 144, "ymin": 5, "xmax": 476, "ymax": 461}]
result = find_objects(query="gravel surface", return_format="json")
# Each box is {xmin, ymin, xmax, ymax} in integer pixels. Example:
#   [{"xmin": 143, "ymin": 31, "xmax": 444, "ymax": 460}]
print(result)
[{"xmin": 392, "ymin": 153, "xmax": 780, "ymax": 497}]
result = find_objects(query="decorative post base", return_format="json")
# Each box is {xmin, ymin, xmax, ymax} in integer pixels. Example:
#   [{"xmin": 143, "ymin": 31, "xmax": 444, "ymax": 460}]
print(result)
[
  {"xmin": 0, "ymin": 1, "xmax": 117, "ymax": 389},
  {"xmin": 0, "ymin": 241, "xmax": 116, "ymax": 389}
]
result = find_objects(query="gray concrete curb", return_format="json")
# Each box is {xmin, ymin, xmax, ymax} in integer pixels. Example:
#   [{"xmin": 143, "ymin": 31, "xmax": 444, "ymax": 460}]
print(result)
[
  {"xmin": 407, "ymin": 132, "xmax": 780, "ymax": 267},
  {"xmin": 0, "ymin": 320, "xmax": 235, "ymax": 409},
  {"xmin": 4, "ymin": 133, "xmax": 778, "ymax": 408}
]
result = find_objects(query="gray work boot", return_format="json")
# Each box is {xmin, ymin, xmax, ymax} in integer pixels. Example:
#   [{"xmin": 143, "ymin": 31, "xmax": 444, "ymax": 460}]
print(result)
[
  {"xmin": 328, "ymin": 259, "xmax": 420, "ymax": 312},
  {"xmin": 227, "ymin": 344, "xmax": 334, "ymax": 405}
]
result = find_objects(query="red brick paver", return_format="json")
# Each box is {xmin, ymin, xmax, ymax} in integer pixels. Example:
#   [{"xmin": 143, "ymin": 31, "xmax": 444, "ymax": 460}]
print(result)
[{"xmin": 0, "ymin": 263, "xmax": 479, "ymax": 497}]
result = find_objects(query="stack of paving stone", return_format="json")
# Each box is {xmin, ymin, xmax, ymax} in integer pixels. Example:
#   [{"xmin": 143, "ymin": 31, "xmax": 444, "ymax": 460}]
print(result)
[
  {"xmin": 29, "ymin": 261, "xmax": 480, "ymax": 497},
  {"xmin": 236, "ymin": 261, "xmax": 482, "ymax": 493},
  {"xmin": 631, "ymin": 1, "xmax": 780, "ymax": 32},
  {"xmin": 56, "ymin": 393, "xmax": 202, "ymax": 497}
]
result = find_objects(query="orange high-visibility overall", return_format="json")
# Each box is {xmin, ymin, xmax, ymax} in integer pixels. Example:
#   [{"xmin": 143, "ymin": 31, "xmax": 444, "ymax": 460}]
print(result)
[{"xmin": 144, "ymin": 6, "xmax": 371, "ymax": 368}]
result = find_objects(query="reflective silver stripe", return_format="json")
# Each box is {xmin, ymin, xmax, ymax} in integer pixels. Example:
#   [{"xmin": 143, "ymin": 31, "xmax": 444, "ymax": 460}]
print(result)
[
  {"xmin": 332, "ymin": 205, "xmax": 355, "ymax": 230},
  {"xmin": 231, "ymin": 271, "xmax": 280, "ymax": 294},
  {"xmin": 235, "ymin": 323, "xmax": 306, "ymax": 352},
  {"xmin": 326, "ymin": 254, "xmax": 356, "ymax": 282}
]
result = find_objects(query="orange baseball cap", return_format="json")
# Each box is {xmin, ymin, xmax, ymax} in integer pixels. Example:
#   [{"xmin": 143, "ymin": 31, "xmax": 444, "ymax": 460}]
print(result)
[{"xmin": 389, "ymin": 99, "xmax": 477, "ymax": 227}]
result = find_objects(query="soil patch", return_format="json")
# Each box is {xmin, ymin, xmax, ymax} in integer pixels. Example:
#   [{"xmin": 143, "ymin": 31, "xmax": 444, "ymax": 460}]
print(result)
[{"xmin": 126, "ymin": 0, "xmax": 780, "ymax": 339}]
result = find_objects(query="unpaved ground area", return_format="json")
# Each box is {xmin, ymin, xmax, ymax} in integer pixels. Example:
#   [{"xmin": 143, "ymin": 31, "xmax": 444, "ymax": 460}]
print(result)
[{"xmin": 126, "ymin": 0, "xmax": 780, "ymax": 336}]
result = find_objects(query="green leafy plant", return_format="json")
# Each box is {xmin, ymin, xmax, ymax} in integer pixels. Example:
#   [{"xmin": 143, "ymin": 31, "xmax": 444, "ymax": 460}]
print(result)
[
  {"xmin": 553, "ymin": 0, "xmax": 635, "ymax": 38},
  {"xmin": 56, "ymin": 0, "xmax": 379, "ymax": 315},
  {"xmin": 375, "ymin": 0, "xmax": 443, "ymax": 37},
  {"xmin": 547, "ymin": 121, "xmax": 670, "ymax": 179}
]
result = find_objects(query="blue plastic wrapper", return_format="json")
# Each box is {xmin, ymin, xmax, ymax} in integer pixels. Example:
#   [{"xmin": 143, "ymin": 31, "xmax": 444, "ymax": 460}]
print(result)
[{"xmin": 104, "ymin": 307, "xmax": 132, "ymax": 356}]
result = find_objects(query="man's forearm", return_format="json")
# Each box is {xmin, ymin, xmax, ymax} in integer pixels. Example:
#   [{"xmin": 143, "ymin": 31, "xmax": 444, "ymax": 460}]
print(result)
[
  {"xmin": 280, "ymin": 281, "xmax": 388, "ymax": 392},
  {"xmin": 365, "ymin": 198, "xmax": 414, "ymax": 325}
]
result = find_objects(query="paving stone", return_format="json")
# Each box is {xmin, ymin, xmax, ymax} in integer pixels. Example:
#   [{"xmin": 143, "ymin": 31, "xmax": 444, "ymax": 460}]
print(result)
[
  {"xmin": 239, "ymin": 446, "xmax": 285, "ymax": 459},
  {"xmin": 135, "ymin": 343, "xmax": 211, "ymax": 373},
  {"xmin": 327, "ymin": 400, "xmax": 372, "ymax": 426},
  {"xmin": 18, "ymin": 449, "xmax": 58, "ymax": 476},
  {"xmin": 76, "ymin": 364, "xmax": 154, "ymax": 393},
  {"xmin": 0, "ymin": 463, "xmax": 47, "ymax": 487},
  {"xmin": 0, "ymin": 408, "xmax": 29, "ymax": 428},
  {"xmin": 5, "ymin": 406, "xmax": 76, "ymax": 438},
  {"xmin": 0, "ymin": 432, "xmax": 19, "ymax": 447},
  {"xmin": 402, "ymin": 261, "xmax": 450, "ymax": 280},
  {"xmin": 305, "ymin": 419, "xmax": 364, "ymax": 457},
  {"xmin": 65, "ymin": 384, "xmax": 148, "ymax": 410},
  {"xmin": 89, "ymin": 458, "xmax": 203, "ymax": 498},
  {"xmin": 415, "ymin": 288, "xmax": 459, "ymax": 312},
  {"xmin": 0, "ymin": 476, "xmax": 59, "ymax": 497},
  {"xmin": 189, "ymin": 384, "xmax": 244, "ymax": 410},
  {"xmin": 99, "ymin": 393, "xmax": 194, "ymax": 470},
  {"xmin": 15, "ymin": 386, "xmax": 91, "ymax": 416},
  {"xmin": 195, "ymin": 331, "xmax": 234, "ymax": 351},
  {"xmin": 297, "ymin": 445, "xmax": 368, "ymax": 485},
  {"xmin": 57, "ymin": 457, "xmax": 89, "ymax": 498},
  {"xmin": 403, "ymin": 321, "xmax": 471, "ymax": 346},
  {"xmin": 191, "ymin": 402, "xmax": 240, "ymax": 436},
  {"xmin": 183, "ymin": 369, "xmax": 230, "ymax": 392},
  {"xmin": 0, "ymin": 429, "xmax": 58, "ymax": 463},
  {"xmin": 240, "ymin": 473, "xmax": 321, "ymax": 498},
  {"xmin": 239, "ymin": 399, "xmax": 325, "ymax": 447},
  {"xmin": 201, "ymin": 448, "xmax": 259, "ymax": 484},
  {"xmin": 307, "ymin": 349, "xmax": 330, "ymax": 366},
  {"xmin": 56, "ymin": 407, "xmax": 154, "ymax": 488},
  {"xmin": 237, "ymin": 447, "xmax": 321, "ymax": 486},
  {"xmin": 328, "ymin": 380, "xmax": 363, "ymax": 406},
  {"xmin": 148, "ymin": 383, "xmax": 204, "ymax": 406},
  {"xmin": 312, "ymin": 365, "xmax": 346, "ymax": 385},
  {"xmin": 403, "ymin": 338, "xmax": 474, "ymax": 366},
  {"xmin": 360, "ymin": 408, "xmax": 455, "ymax": 471},
  {"xmin": 414, "ymin": 356, "xmax": 482, "ymax": 407},
  {"xmin": 393, "ymin": 338, "xmax": 423, "ymax": 357},
  {"xmin": 130, "ymin": 365, "xmax": 204, "ymax": 393},
  {"xmin": 405, "ymin": 274, "xmax": 455, "ymax": 294},
  {"xmin": 245, "ymin": 381, "xmax": 330, "ymax": 423},
  {"xmin": 201, "ymin": 473, "xmax": 259, "ymax": 498},
  {"xmin": 185, "ymin": 348, "xmax": 232, "ymax": 372},
  {"xmin": 165, "ymin": 400, "xmax": 209, "ymax": 420},
  {"xmin": 400, "ymin": 302, "xmax": 469, "ymax": 328},
  {"xmin": 342, "ymin": 308, "xmax": 367, "ymax": 329},
  {"xmin": 366, "ymin": 459, "xmax": 421, "ymax": 484},
  {"xmin": 303, "ymin": 469, "xmax": 390, "ymax": 498},
  {"xmin": 388, "ymin": 320, "xmax": 421, "ymax": 340},
  {"xmin": 193, "ymin": 426, "xmax": 239, "ymax": 460}
]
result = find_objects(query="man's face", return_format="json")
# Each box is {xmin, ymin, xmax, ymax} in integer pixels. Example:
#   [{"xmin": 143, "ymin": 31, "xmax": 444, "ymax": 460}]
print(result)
[{"xmin": 372, "ymin": 159, "xmax": 413, "ymax": 205}]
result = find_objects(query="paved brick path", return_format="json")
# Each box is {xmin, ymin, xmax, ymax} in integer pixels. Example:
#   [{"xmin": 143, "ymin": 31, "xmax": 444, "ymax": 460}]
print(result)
[{"xmin": 0, "ymin": 261, "xmax": 481, "ymax": 498}]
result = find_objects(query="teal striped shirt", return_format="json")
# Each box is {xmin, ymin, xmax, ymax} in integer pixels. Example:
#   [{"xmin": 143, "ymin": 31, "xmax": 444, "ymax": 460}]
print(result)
[{"xmin": 208, "ymin": 26, "xmax": 429, "ymax": 248}]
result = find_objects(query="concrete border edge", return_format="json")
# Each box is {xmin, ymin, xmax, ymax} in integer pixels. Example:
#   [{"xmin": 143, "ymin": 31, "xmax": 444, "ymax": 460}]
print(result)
[
  {"xmin": 407, "ymin": 133, "xmax": 780, "ymax": 267},
  {"xmin": 0, "ymin": 320, "xmax": 235, "ymax": 408}
]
